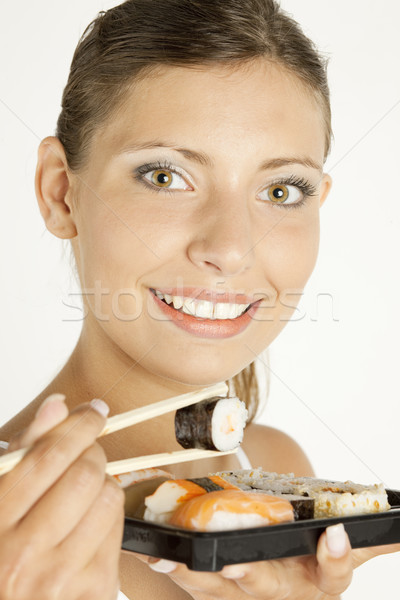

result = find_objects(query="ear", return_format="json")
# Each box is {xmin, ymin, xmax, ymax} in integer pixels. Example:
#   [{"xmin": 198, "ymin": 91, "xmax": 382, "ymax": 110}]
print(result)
[
  {"xmin": 35, "ymin": 136, "xmax": 78, "ymax": 239},
  {"xmin": 319, "ymin": 173, "xmax": 332, "ymax": 208}
]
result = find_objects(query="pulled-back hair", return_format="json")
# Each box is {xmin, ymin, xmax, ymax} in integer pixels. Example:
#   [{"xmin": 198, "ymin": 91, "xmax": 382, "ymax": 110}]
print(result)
[{"xmin": 56, "ymin": 0, "xmax": 332, "ymax": 421}]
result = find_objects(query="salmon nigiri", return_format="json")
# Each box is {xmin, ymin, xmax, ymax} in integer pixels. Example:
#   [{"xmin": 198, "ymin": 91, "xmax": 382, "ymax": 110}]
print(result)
[
  {"xmin": 144, "ymin": 476, "xmax": 239, "ymax": 523},
  {"xmin": 169, "ymin": 489, "xmax": 294, "ymax": 531}
]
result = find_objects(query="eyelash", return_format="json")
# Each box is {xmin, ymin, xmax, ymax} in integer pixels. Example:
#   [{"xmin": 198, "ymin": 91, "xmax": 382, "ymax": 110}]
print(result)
[
  {"xmin": 134, "ymin": 161, "xmax": 318, "ymax": 209},
  {"xmin": 265, "ymin": 174, "xmax": 318, "ymax": 211},
  {"xmin": 134, "ymin": 161, "xmax": 186, "ymax": 196}
]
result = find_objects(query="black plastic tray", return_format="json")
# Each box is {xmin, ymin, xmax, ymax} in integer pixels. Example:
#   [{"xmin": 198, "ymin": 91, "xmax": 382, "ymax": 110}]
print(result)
[{"xmin": 122, "ymin": 489, "xmax": 400, "ymax": 571}]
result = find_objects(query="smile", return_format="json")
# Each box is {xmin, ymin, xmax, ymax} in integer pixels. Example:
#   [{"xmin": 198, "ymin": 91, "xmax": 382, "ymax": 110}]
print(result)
[
  {"xmin": 151, "ymin": 289, "xmax": 251, "ymax": 320},
  {"xmin": 149, "ymin": 287, "xmax": 260, "ymax": 339}
]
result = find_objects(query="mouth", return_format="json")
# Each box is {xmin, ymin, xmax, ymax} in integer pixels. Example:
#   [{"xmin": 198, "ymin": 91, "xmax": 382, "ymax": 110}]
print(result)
[{"xmin": 149, "ymin": 288, "xmax": 253, "ymax": 320}]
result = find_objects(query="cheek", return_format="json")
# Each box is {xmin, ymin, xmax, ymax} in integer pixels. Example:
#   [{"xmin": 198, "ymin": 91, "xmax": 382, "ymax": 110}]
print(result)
[
  {"xmin": 72, "ymin": 195, "xmax": 190, "ymax": 321},
  {"xmin": 260, "ymin": 211, "xmax": 320, "ymax": 307}
]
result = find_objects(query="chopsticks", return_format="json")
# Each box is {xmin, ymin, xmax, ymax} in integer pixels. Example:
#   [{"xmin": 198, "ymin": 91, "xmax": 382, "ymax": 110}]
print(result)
[
  {"xmin": 0, "ymin": 381, "xmax": 229, "ymax": 476},
  {"xmin": 101, "ymin": 381, "xmax": 228, "ymax": 436},
  {"xmin": 106, "ymin": 448, "xmax": 236, "ymax": 476}
]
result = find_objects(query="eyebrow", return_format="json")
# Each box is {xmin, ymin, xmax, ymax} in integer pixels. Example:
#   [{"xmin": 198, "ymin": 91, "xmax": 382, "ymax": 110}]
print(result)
[{"xmin": 121, "ymin": 140, "xmax": 323, "ymax": 172}]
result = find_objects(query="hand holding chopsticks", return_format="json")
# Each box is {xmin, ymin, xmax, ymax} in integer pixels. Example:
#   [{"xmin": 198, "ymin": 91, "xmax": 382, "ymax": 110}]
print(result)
[{"xmin": 0, "ymin": 381, "xmax": 232, "ymax": 476}]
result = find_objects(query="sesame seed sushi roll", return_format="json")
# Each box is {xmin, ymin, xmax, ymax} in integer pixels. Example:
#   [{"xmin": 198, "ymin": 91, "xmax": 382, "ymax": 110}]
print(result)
[
  {"xmin": 216, "ymin": 469, "xmax": 390, "ymax": 518},
  {"xmin": 175, "ymin": 396, "xmax": 248, "ymax": 451},
  {"xmin": 168, "ymin": 489, "xmax": 294, "ymax": 531}
]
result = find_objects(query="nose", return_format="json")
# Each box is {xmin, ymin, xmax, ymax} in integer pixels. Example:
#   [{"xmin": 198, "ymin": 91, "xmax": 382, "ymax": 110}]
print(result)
[{"xmin": 187, "ymin": 193, "xmax": 255, "ymax": 277}]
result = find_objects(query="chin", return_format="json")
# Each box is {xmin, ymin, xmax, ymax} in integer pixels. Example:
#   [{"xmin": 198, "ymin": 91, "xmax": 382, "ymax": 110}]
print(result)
[{"xmin": 146, "ymin": 352, "xmax": 250, "ymax": 388}]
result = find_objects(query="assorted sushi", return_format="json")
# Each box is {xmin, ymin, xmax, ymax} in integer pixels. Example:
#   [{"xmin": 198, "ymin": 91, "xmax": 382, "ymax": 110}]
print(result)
[
  {"xmin": 139, "ymin": 470, "xmax": 390, "ymax": 531},
  {"xmin": 117, "ymin": 394, "xmax": 390, "ymax": 533}
]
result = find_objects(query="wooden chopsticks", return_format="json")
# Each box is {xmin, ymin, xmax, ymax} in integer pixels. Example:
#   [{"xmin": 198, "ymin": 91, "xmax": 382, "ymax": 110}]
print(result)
[
  {"xmin": 105, "ymin": 448, "xmax": 236, "ymax": 475},
  {"xmin": 0, "ymin": 381, "xmax": 230, "ymax": 476}
]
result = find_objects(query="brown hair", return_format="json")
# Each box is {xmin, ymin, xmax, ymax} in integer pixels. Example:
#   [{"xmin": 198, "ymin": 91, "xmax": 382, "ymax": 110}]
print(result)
[{"xmin": 56, "ymin": 0, "xmax": 332, "ymax": 421}]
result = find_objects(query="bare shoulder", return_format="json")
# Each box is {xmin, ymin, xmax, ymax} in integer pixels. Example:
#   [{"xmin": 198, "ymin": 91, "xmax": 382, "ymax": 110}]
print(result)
[{"xmin": 242, "ymin": 422, "xmax": 315, "ymax": 477}]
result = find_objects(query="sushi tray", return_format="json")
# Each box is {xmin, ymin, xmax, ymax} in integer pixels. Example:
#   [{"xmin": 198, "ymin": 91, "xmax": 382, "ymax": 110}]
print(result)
[{"xmin": 122, "ymin": 489, "xmax": 400, "ymax": 571}]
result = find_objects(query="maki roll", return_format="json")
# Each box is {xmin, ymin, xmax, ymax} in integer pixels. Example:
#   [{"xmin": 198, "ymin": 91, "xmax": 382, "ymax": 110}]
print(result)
[
  {"xmin": 216, "ymin": 469, "xmax": 390, "ymax": 518},
  {"xmin": 175, "ymin": 396, "xmax": 248, "ymax": 451}
]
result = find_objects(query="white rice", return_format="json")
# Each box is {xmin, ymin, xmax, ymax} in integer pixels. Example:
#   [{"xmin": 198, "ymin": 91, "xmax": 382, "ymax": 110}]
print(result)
[{"xmin": 211, "ymin": 397, "xmax": 248, "ymax": 451}]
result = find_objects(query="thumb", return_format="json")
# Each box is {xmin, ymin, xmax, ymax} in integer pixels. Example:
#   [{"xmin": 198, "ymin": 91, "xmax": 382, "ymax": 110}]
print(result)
[{"xmin": 7, "ymin": 393, "xmax": 69, "ymax": 451}]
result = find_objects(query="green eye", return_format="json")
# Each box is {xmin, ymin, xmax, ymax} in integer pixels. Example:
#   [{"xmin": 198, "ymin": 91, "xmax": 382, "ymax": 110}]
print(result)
[{"xmin": 151, "ymin": 170, "xmax": 173, "ymax": 188}]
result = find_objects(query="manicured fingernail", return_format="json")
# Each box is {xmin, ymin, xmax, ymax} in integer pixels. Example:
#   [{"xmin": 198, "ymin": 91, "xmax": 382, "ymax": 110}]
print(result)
[
  {"xmin": 221, "ymin": 566, "xmax": 246, "ymax": 579},
  {"xmin": 326, "ymin": 523, "xmax": 348, "ymax": 558},
  {"xmin": 148, "ymin": 559, "xmax": 177, "ymax": 573},
  {"xmin": 90, "ymin": 398, "xmax": 110, "ymax": 418},
  {"xmin": 35, "ymin": 393, "xmax": 66, "ymax": 418}
]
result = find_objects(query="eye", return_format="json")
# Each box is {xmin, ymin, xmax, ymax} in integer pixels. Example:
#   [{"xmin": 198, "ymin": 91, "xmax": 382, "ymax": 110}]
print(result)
[
  {"xmin": 144, "ymin": 168, "xmax": 190, "ymax": 190},
  {"xmin": 259, "ymin": 183, "xmax": 302, "ymax": 205}
]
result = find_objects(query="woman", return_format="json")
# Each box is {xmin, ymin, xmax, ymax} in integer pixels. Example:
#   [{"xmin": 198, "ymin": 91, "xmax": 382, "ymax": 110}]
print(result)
[{"xmin": 0, "ymin": 1, "xmax": 398, "ymax": 598}]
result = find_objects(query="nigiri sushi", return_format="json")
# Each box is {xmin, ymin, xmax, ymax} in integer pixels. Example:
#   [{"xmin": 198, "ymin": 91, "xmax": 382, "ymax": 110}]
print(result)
[
  {"xmin": 116, "ymin": 468, "xmax": 173, "ymax": 519},
  {"xmin": 144, "ymin": 475, "xmax": 239, "ymax": 524},
  {"xmin": 175, "ymin": 396, "xmax": 248, "ymax": 451},
  {"xmin": 168, "ymin": 489, "xmax": 294, "ymax": 531}
]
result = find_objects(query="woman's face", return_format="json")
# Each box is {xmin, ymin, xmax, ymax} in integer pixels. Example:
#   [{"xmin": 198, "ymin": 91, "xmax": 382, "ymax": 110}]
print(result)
[{"xmin": 68, "ymin": 60, "xmax": 331, "ymax": 386}]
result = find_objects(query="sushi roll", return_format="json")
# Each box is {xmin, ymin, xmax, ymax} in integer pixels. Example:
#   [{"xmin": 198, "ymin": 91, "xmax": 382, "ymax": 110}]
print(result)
[
  {"xmin": 144, "ymin": 475, "xmax": 239, "ymax": 524},
  {"xmin": 175, "ymin": 396, "xmax": 248, "ymax": 451},
  {"xmin": 216, "ymin": 469, "xmax": 390, "ymax": 518},
  {"xmin": 247, "ymin": 490, "xmax": 314, "ymax": 521},
  {"xmin": 168, "ymin": 489, "xmax": 294, "ymax": 531}
]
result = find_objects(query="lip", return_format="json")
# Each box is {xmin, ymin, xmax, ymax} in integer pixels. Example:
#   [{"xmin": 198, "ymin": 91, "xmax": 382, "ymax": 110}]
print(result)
[
  {"xmin": 149, "ymin": 288, "xmax": 261, "ymax": 339},
  {"xmin": 150, "ymin": 286, "xmax": 256, "ymax": 305}
]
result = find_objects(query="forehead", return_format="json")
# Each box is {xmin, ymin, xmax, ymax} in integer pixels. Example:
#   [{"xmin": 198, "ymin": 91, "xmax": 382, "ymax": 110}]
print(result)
[{"xmin": 98, "ymin": 60, "xmax": 326, "ymax": 163}]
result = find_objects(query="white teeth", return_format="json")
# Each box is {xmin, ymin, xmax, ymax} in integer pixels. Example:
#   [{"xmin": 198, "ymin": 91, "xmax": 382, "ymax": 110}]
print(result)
[
  {"xmin": 153, "ymin": 290, "xmax": 250, "ymax": 320},
  {"xmin": 172, "ymin": 295, "xmax": 184, "ymax": 310},
  {"xmin": 228, "ymin": 303, "xmax": 239, "ymax": 319},
  {"xmin": 194, "ymin": 300, "xmax": 214, "ymax": 319},
  {"xmin": 181, "ymin": 297, "xmax": 196, "ymax": 316},
  {"xmin": 213, "ymin": 302, "xmax": 231, "ymax": 320}
]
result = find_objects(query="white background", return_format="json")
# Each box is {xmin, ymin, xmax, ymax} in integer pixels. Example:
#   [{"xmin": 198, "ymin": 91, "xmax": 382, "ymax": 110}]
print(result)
[{"xmin": 0, "ymin": 1, "xmax": 399, "ymax": 597}]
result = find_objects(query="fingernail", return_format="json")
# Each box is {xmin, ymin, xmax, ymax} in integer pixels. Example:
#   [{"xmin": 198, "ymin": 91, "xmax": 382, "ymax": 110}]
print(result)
[
  {"xmin": 221, "ymin": 566, "xmax": 246, "ymax": 579},
  {"xmin": 148, "ymin": 559, "xmax": 177, "ymax": 573},
  {"xmin": 35, "ymin": 393, "xmax": 66, "ymax": 418},
  {"xmin": 90, "ymin": 398, "xmax": 110, "ymax": 418},
  {"xmin": 326, "ymin": 523, "xmax": 348, "ymax": 558}
]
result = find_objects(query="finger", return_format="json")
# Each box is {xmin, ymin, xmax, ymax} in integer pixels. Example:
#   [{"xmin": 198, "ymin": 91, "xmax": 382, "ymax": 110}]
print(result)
[
  {"xmin": 0, "ymin": 479, "xmax": 123, "ymax": 600},
  {"xmin": 311, "ymin": 523, "xmax": 353, "ymax": 596},
  {"xmin": 66, "ymin": 518, "xmax": 122, "ymax": 600},
  {"xmin": 7, "ymin": 394, "xmax": 68, "ymax": 452},
  {"xmin": 352, "ymin": 542, "xmax": 400, "ymax": 568},
  {"xmin": 16, "ymin": 444, "xmax": 107, "ymax": 548},
  {"xmin": 67, "ymin": 498, "xmax": 124, "ymax": 600},
  {"xmin": 148, "ymin": 559, "xmax": 243, "ymax": 598},
  {"xmin": 58, "ymin": 476, "xmax": 125, "ymax": 570},
  {"xmin": 221, "ymin": 560, "xmax": 288, "ymax": 599},
  {"xmin": 0, "ymin": 399, "xmax": 109, "ymax": 527}
]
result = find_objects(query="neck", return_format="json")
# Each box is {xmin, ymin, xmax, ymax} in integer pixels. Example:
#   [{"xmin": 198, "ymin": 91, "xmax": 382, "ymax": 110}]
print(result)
[
  {"xmin": 55, "ymin": 315, "xmax": 205, "ymax": 408},
  {"xmin": 25, "ymin": 316, "xmax": 211, "ymax": 463}
]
